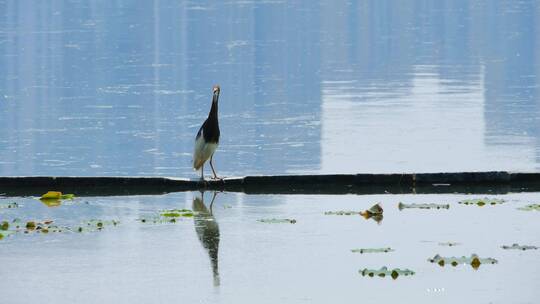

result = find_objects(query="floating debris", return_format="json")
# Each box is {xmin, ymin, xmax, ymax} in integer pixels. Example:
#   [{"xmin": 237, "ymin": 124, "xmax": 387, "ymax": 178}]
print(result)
[
  {"xmin": 398, "ymin": 202, "xmax": 449, "ymax": 210},
  {"xmin": 428, "ymin": 254, "xmax": 498, "ymax": 269},
  {"xmin": 517, "ymin": 204, "xmax": 540, "ymax": 211},
  {"xmin": 257, "ymin": 218, "xmax": 296, "ymax": 224},
  {"xmin": 359, "ymin": 267, "xmax": 415, "ymax": 279},
  {"xmin": 351, "ymin": 247, "xmax": 394, "ymax": 254},
  {"xmin": 324, "ymin": 210, "xmax": 362, "ymax": 216},
  {"xmin": 138, "ymin": 209, "xmax": 196, "ymax": 224},
  {"xmin": 459, "ymin": 197, "xmax": 505, "ymax": 206},
  {"xmin": 501, "ymin": 243, "xmax": 538, "ymax": 251},
  {"xmin": 438, "ymin": 242, "xmax": 461, "ymax": 247},
  {"xmin": 0, "ymin": 202, "xmax": 19, "ymax": 209}
]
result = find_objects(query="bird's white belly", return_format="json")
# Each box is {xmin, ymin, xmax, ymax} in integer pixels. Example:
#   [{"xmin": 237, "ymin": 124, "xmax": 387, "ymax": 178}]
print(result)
[{"xmin": 193, "ymin": 136, "xmax": 218, "ymax": 170}]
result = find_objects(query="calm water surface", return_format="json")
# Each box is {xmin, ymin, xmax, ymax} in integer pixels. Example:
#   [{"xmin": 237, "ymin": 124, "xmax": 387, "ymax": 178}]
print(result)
[
  {"xmin": 1, "ymin": 191, "xmax": 539, "ymax": 303},
  {"xmin": 1, "ymin": 1, "xmax": 539, "ymax": 177}
]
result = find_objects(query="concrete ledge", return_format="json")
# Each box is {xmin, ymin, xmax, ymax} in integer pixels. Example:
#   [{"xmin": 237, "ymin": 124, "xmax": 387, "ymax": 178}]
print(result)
[{"xmin": 0, "ymin": 171, "xmax": 539, "ymax": 196}]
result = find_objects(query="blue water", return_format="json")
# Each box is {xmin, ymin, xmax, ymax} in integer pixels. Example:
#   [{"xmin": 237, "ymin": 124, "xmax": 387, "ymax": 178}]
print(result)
[
  {"xmin": 1, "ymin": 191, "xmax": 540, "ymax": 303},
  {"xmin": 0, "ymin": 1, "xmax": 539, "ymax": 177}
]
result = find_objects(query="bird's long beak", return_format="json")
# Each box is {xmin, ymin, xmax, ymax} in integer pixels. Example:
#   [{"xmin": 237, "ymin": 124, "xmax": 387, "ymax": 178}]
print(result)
[{"xmin": 212, "ymin": 86, "xmax": 220, "ymax": 101}]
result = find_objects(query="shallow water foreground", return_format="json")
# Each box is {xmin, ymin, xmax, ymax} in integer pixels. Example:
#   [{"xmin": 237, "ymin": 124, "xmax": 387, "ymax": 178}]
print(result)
[{"xmin": 1, "ymin": 191, "xmax": 539, "ymax": 303}]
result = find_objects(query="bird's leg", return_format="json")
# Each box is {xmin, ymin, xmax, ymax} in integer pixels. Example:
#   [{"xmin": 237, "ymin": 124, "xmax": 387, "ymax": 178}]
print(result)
[
  {"xmin": 200, "ymin": 163, "xmax": 205, "ymax": 181},
  {"xmin": 209, "ymin": 155, "xmax": 221, "ymax": 180},
  {"xmin": 209, "ymin": 191, "xmax": 218, "ymax": 214}
]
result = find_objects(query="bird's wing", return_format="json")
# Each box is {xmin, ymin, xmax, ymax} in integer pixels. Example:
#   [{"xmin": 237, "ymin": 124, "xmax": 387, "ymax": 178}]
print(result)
[{"xmin": 195, "ymin": 124, "xmax": 204, "ymax": 140}]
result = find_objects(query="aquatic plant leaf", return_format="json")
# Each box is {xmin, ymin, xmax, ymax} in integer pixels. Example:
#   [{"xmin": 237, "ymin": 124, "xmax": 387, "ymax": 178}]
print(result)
[
  {"xmin": 40, "ymin": 199, "xmax": 61, "ymax": 207},
  {"xmin": 138, "ymin": 209, "xmax": 196, "ymax": 224},
  {"xmin": 366, "ymin": 203, "xmax": 383, "ymax": 215},
  {"xmin": 160, "ymin": 209, "xmax": 194, "ymax": 217},
  {"xmin": 40, "ymin": 191, "xmax": 62, "ymax": 199},
  {"xmin": 324, "ymin": 210, "xmax": 362, "ymax": 215},
  {"xmin": 0, "ymin": 230, "xmax": 15, "ymax": 240},
  {"xmin": 517, "ymin": 204, "xmax": 540, "ymax": 211},
  {"xmin": 257, "ymin": 218, "xmax": 297, "ymax": 224},
  {"xmin": 359, "ymin": 266, "xmax": 415, "ymax": 279},
  {"xmin": 351, "ymin": 247, "xmax": 394, "ymax": 254},
  {"xmin": 501, "ymin": 243, "xmax": 538, "ymax": 250},
  {"xmin": 398, "ymin": 202, "xmax": 449, "ymax": 210},
  {"xmin": 60, "ymin": 194, "xmax": 75, "ymax": 200},
  {"xmin": 428, "ymin": 254, "xmax": 497, "ymax": 270},
  {"xmin": 438, "ymin": 242, "xmax": 461, "ymax": 247},
  {"xmin": 0, "ymin": 221, "xmax": 9, "ymax": 231},
  {"xmin": 459, "ymin": 197, "xmax": 505, "ymax": 206}
]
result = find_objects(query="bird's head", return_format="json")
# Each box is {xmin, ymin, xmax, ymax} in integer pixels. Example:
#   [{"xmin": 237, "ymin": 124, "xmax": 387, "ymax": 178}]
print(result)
[{"xmin": 213, "ymin": 85, "xmax": 220, "ymax": 98}]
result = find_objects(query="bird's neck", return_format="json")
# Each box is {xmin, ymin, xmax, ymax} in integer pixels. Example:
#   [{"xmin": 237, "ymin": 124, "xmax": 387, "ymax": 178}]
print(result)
[{"xmin": 208, "ymin": 97, "xmax": 218, "ymax": 121}]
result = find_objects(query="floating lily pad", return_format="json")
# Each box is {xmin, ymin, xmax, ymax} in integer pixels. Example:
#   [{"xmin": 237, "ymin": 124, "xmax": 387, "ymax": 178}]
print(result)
[
  {"xmin": 138, "ymin": 209, "xmax": 197, "ymax": 224},
  {"xmin": 257, "ymin": 218, "xmax": 296, "ymax": 224},
  {"xmin": 351, "ymin": 247, "xmax": 394, "ymax": 254},
  {"xmin": 428, "ymin": 254, "xmax": 497, "ymax": 269},
  {"xmin": 517, "ymin": 204, "xmax": 540, "ymax": 211},
  {"xmin": 0, "ymin": 202, "xmax": 19, "ymax": 209},
  {"xmin": 398, "ymin": 202, "xmax": 449, "ymax": 210},
  {"xmin": 1, "ymin": 221, "xmax": 9, "ymax": 231},
  {"xmin": 160, "ymin": 209, "xmax": 194, "ymax": 217},
  {"xmin": 324, "ymin": 211, "xmax": 362, "ymax": 216},
  {"xmin": 459, "ymin": 198, "xmax": 505, "ymax": 206},
  {"xmin": 438, "ymin": 242, "xmax": 461, "ymax": 247},
  {"xmin": 501, "ymin": 243, "xmax": 538, "ymax": 251},
  {"xmin": 359, "ymin": 267, "xmax": 415, "ymax": 279}
]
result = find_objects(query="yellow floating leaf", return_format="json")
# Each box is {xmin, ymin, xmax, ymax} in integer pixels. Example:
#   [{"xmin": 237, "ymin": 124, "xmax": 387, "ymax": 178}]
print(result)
[
  {"xmin": 40, "ymin": 199, "xmax": 61, "ymax": 207},
  {"xmin": 40, "ymin": 191, "xmax": 62, "ymax": 200}
]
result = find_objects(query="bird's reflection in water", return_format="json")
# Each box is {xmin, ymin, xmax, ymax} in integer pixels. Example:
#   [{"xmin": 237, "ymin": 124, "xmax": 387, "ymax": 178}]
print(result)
[{"xmin": 193, "ymin": 191, "xmax": 220, "ymax": 286}]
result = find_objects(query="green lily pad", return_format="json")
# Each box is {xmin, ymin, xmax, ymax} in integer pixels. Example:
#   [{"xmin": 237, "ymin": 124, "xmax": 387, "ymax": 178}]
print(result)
[
  {"xmin": 359, "ymin": 267, "xmax": 415, "ymax": 279},
  {"xmin": 160, "ymin": 209, "xmax": 194, "ymax": 217},
  {"xmin": 517, "ymin": 204, "xmax": 540, "ymax": 211},
  {"xmin": 428, "ymin": 254, "xmax": 497, "ymax": 269},
  {"xmin": 257, "ymin": 218, "xmax": 297, "ymax": 224},
  {"xmin": 501, "ymin": 243, "xmax": 538, "ymax": 250},
  {"xmin": 351, "ymin": 247, "xmax": 394, "ymax": 254},
  {"xmin": 139, "ymin": 209, "xmax": 196, "ymax": 224},
  {"xmin": 459, "ymin": 198, "xmax": 505, "ymax": 206},
  {"xmin": 398, "ymin": 202, "xmax": 449, "ymax": 210}
]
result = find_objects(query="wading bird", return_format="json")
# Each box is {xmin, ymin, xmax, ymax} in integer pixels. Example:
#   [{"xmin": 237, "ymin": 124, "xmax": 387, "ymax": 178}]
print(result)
[{"xmin": 193, "ymin": 85, "xmax": 220, "ymax": 180}]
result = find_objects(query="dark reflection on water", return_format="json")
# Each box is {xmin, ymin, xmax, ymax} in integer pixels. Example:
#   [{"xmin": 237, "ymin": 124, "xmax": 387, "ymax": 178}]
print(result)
[
  {"xmin": 192, "ymin": 192, "xmax": 220, "ymax": 287},
  {"xmin": 0, "ymin": 1, "xmax": 538, "ymax": 176}
]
